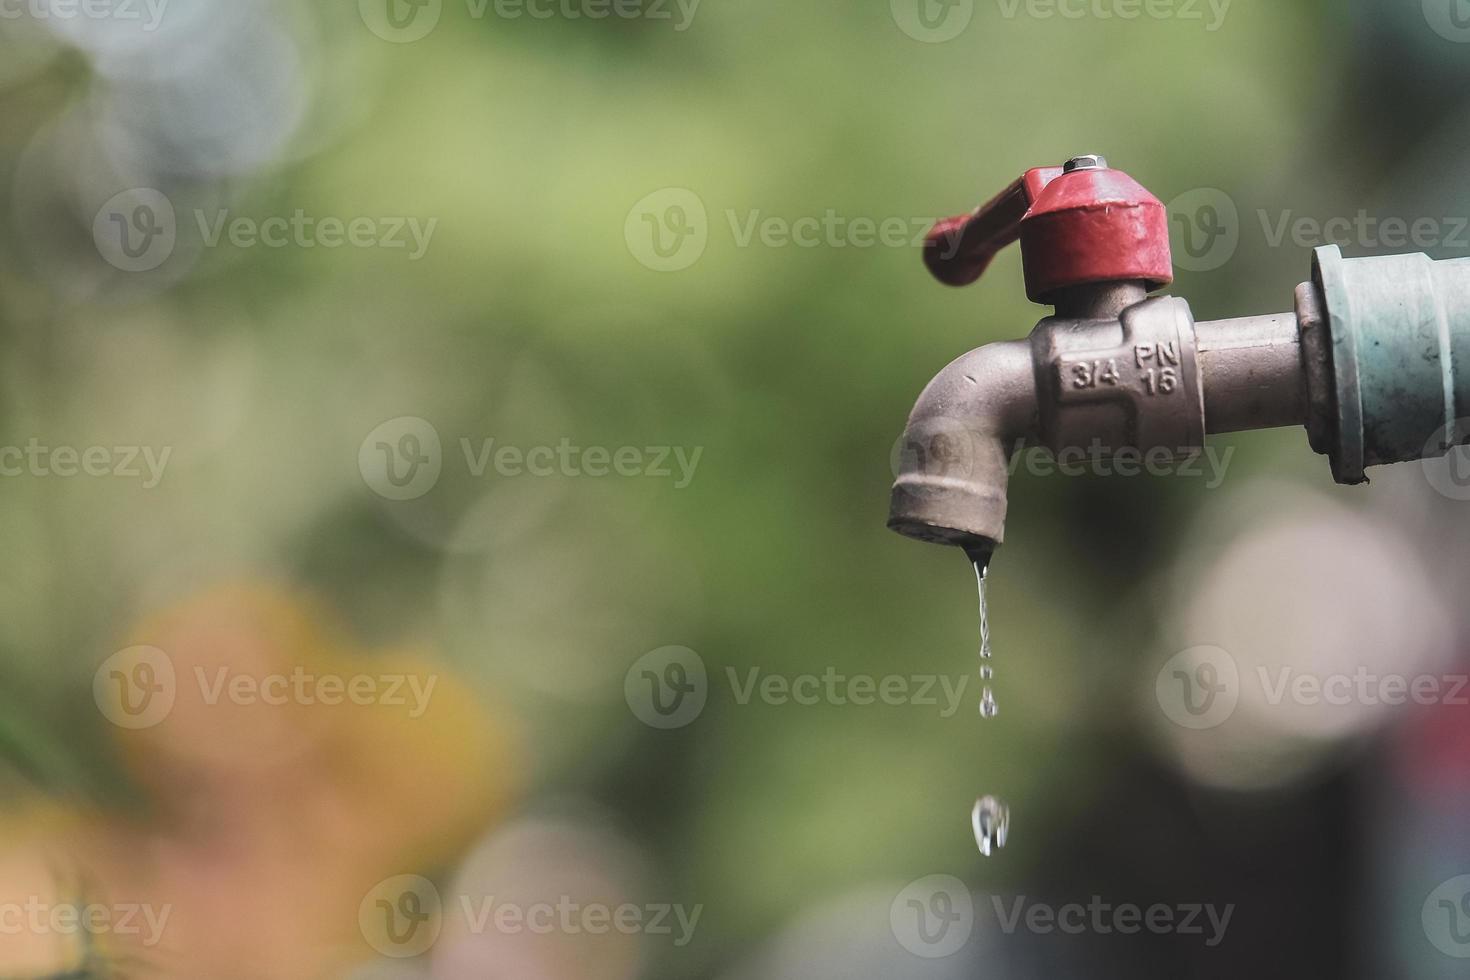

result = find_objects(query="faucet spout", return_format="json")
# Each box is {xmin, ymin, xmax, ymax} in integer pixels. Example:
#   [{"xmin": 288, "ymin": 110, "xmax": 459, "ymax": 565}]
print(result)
[
  {"xmin": 888, "ymin": 338, "xmax": 1039, "ymax": 557},
  {"xmin": 888, "ymin": 292, "xmax": 1209, "ymax": 561}
]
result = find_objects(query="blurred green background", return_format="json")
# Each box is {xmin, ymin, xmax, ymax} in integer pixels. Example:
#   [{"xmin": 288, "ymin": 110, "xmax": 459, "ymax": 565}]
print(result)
[{"xmin": 0, "ymin": 0, "xmax": 1469, "ymax": 977}]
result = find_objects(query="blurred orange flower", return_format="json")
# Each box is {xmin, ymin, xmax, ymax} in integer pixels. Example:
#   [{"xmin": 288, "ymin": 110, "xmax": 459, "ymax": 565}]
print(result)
[{"xmin": 0, "ymin": 583, "xmax": 521, "ymax": 979}]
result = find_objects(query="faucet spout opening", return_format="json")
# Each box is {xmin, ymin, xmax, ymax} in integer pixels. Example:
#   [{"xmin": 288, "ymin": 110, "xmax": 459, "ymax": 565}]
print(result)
[{"xmin": 888, "ymin": 338, "xmax": 1038, "ymax": 554}]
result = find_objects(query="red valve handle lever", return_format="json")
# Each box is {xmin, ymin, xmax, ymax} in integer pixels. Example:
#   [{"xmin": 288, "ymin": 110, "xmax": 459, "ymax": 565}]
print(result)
[
  {"xmin": 922, "ymin": 159, "xmax": 1174, "ymax": 304},
  {"xmin": 923, "ymin": 167, "xmax": 1063, "ymax": 288}
]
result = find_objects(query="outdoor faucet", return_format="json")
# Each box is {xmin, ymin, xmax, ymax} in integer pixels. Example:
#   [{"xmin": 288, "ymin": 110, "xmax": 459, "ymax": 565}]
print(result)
[{"xmin": 888, "ymin": 156, "xmax": 1470, "ymax": 567}]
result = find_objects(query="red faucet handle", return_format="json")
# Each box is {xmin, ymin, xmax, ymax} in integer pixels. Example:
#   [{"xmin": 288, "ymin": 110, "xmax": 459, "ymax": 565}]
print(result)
[
  {"xmin": 924, "ymin": 167, "xmax": 1062, "ymax": 287},
  {"xmin": 924, "ymin": 158, "xmax": 1175, "ymax": 303}
]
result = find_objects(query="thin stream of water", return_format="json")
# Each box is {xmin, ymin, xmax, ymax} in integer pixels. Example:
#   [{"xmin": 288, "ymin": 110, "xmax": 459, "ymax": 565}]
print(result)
[
  {"xmin": 971, "ymin": 554, "xmax": 1008, "ymax": 856},
  {"xmin": 975, "ymin": 558, "xmax": 996, "ymax": 718}
]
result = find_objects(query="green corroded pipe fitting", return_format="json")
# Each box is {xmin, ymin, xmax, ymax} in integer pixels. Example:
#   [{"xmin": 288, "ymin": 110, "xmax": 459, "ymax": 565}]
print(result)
[{"xmin": 1312, "ymin": 244, "xmax": 1470, "ymax": 484}]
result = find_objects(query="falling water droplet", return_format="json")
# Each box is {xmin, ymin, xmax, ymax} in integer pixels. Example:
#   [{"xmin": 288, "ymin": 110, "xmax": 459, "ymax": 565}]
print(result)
[
  {"xmin": 979, "ymin": 687, "xmax": 998, "ymax": 718},
  {"xmin": 980, "ymin": 665, "xmax": 993, "ymax": 680},
  {"xmin": 972, "ymin": 795, "xmax": 1009, "ymax": 857}
]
